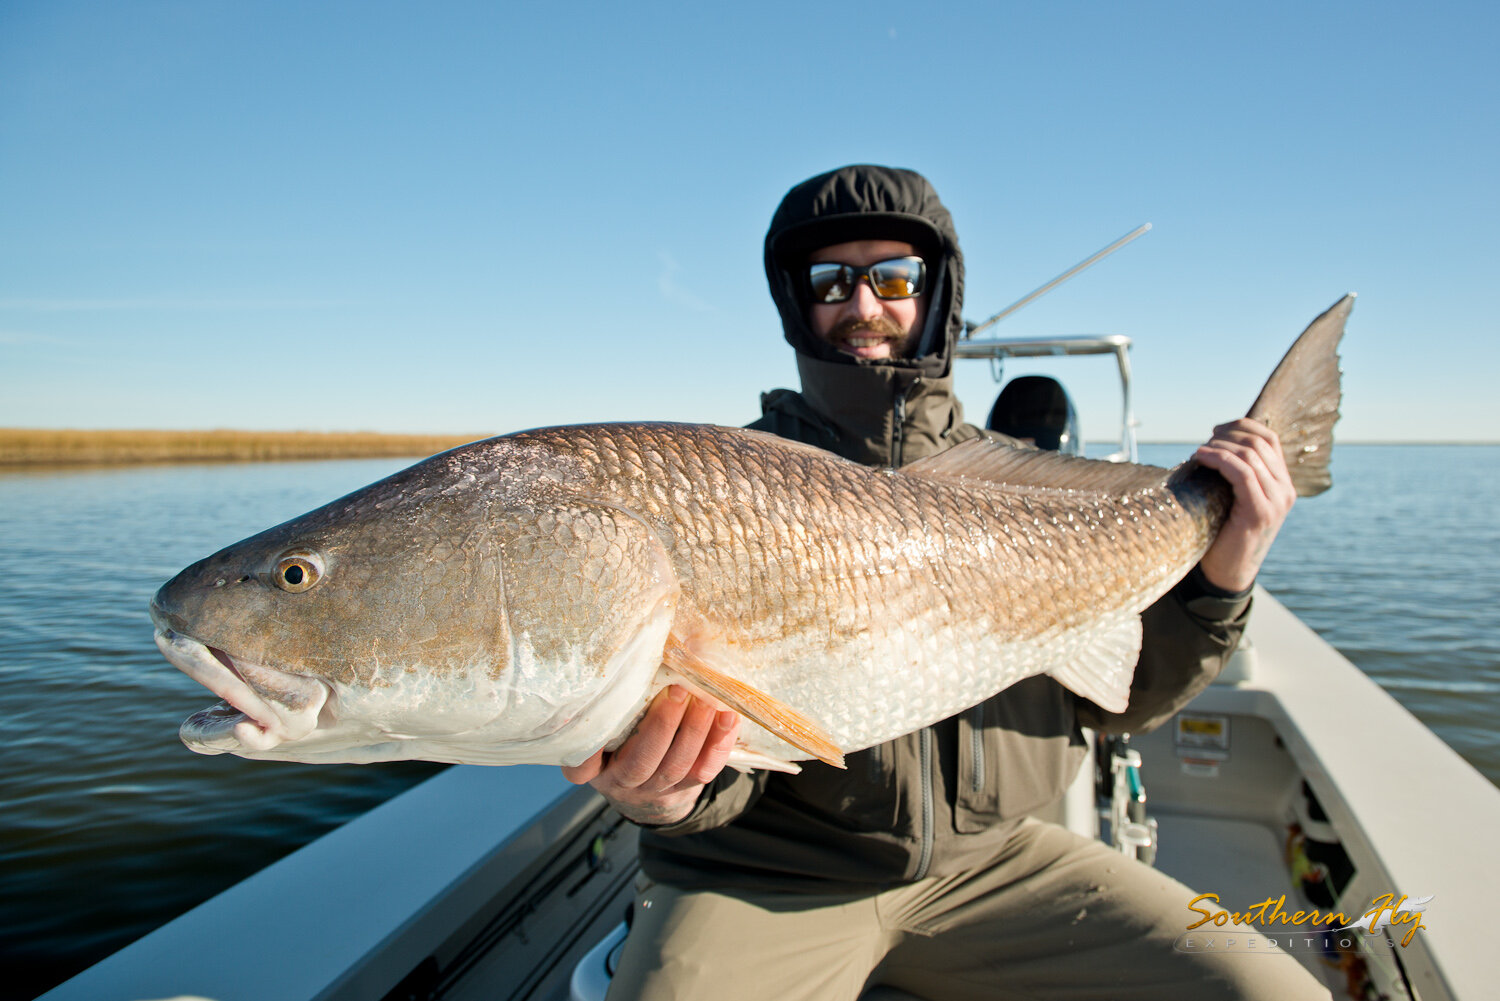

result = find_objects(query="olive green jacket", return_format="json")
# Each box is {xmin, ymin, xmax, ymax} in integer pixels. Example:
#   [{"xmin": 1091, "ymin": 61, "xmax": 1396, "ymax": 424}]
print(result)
[{"xmin": 638, "ymin": 164, "xmax": 1250, "ymax": 892}]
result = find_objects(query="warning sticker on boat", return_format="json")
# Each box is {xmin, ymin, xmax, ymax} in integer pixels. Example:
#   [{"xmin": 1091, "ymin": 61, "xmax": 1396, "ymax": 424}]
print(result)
[{"xmin": 1175, "ymin": 713, "xmax": 1230, "ymax": 762}]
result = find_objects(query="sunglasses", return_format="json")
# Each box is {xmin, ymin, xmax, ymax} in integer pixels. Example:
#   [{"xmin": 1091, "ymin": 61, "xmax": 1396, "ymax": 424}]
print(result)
[{"xmin": 807, "ymin": 256, "xmax": 926, "ymax": 304}]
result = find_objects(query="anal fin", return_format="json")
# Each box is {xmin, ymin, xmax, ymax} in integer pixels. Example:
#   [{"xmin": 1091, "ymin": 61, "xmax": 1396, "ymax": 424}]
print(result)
[
  {"xmin": 663, "ymin": 629, "xmax": 846, "ymax": 769},
  {"xmin": 1047, "ymin": 612, "xmax": 1140, "ymax": 714}
]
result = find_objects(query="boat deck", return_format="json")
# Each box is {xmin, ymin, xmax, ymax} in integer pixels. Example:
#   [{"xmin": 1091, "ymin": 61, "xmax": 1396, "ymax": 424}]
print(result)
[
  {"xmin": 1154, "ymin": 812, "xmax": 1290, "ymax": 917},
  {"xmin": 1153, "ymin": 812, "xmax": 1345, "ymax": 990}
]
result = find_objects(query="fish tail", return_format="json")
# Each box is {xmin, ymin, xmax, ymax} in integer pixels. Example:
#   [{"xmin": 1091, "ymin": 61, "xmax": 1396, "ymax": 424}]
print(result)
[{"xmin": 1245, "ymin": 294, "xmax": 1355, "ymax": 497}]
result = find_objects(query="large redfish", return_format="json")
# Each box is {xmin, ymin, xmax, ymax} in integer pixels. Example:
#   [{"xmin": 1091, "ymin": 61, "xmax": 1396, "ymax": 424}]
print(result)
[{"xmin": 151, "ymin": 296, "xmax": 1351, "ymax": 772}]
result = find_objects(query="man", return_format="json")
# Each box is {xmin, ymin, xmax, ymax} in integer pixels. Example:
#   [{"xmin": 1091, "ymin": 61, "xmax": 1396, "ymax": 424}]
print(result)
[{"xmin": 565, "ymin": 165, "xmax": 1328, "ymax": 999}]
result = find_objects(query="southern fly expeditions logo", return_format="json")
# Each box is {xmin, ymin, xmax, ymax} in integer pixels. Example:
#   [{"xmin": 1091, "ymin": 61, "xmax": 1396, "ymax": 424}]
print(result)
[{"xmin": 1175, "ymin": 892, "xmax": 1433, "ymax": 954}]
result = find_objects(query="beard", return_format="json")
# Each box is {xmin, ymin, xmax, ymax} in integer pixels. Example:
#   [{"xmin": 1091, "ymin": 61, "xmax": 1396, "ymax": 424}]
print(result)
[{"xmin": 823, "ymin": 315, "xmax": 915, "ymax": 357}]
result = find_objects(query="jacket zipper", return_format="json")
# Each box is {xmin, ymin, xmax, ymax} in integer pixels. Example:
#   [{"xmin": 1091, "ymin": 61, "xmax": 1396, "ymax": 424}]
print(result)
[
  {"xmin": 904, "ymin": 374, "xmax": 932, "ymax": 881},
  {"xmin": 891, "ymin": 377, "xmax": 921, "ymax": 469},
  {"xmin": 915, "ymin": 727, "xmax": 934, "ymax": 880},
  {"xmin": 968, "ymin": 705, "xmax": 986, "ymax": 792}
]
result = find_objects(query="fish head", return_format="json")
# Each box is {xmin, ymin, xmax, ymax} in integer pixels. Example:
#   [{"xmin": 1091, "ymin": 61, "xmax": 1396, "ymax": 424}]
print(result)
[{"xmin": 152, "ymin": 442, "xmax": 680, "ymax": 766}]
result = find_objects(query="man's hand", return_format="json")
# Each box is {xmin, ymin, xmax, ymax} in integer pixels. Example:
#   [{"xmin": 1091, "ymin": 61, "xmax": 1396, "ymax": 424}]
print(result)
[
  {"xmin": 1192, "ymin": 418, "xmax": 1296, "ymax": 593},
  {"xmin": 561, "ymin": 685, "xmax": 740, "ymax": 827}
]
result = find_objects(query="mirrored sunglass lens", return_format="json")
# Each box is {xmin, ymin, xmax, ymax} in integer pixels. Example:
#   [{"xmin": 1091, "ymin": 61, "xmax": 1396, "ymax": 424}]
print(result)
[
  {"xmin": 870, "ymin": 258, "xmax": 923, "ymax": 298},
  {"xmin": 809, "ymin": 263, "xmax": 852, "ymax": 302}
]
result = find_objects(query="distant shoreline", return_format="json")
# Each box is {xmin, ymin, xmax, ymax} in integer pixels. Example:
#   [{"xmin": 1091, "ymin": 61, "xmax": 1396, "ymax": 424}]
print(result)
[
  {"xmin": 0, "ymin": 429, "xmax": 487, "ymax": 468},
  {"xmin": 2, "ymin": 429, "xmax": 1494, "ymax": 470}
]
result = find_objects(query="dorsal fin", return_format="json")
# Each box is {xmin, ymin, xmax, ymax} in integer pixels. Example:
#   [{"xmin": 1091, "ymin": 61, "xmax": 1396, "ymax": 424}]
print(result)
[{"xmin": 901, "ymin": 437, "xmax": 1171, "ymax": 495}]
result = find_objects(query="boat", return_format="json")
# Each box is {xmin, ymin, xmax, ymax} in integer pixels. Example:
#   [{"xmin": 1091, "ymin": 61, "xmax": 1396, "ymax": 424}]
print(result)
[{"xmin": 38, "ymin": 263, "xmax": 1500, "ymax": 1001}]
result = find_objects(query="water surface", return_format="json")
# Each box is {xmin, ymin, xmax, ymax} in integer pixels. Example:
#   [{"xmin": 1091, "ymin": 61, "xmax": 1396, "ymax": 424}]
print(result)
[
  {"xmin": 2, "ymin": 446, "xmax": 1496, "ymax": 999},
  {"xmin": 0, "ymin": 460, "xmax": 444, "ymax": 999}
]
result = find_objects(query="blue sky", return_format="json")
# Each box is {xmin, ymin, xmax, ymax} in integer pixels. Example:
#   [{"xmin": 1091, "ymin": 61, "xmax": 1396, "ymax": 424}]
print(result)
[{"xmin": 2, "ymin": 1, "xmax": 1496, "ymax": 444}]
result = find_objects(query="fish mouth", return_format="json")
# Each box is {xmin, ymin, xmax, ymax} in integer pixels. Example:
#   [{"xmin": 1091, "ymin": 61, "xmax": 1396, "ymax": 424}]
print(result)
[{"xmin": 151, "ymin": 607, "xmax": 330, "ymax": 756}]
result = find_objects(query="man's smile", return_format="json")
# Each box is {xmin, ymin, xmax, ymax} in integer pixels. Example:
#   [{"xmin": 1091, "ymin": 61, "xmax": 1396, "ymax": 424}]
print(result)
[{"xmin": 826, "ymin": 317, "xmax": 907, "ymax": 359}]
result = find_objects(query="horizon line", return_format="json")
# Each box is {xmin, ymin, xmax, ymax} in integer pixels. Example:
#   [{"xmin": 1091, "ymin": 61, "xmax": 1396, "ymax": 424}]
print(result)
[{"xmin": 2, "ymin": 427, "xmax": 1498, "ymax": 448}]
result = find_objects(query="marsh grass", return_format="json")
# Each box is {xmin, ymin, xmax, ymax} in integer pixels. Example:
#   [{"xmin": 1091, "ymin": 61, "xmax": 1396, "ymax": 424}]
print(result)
[{"xmin": 0, "ymin": 429, "xmax": 487, "ymax": 467}]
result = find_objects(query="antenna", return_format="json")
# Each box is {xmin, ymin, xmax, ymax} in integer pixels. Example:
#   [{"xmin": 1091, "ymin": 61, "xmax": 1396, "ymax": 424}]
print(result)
[{"xmin": 964, "ymin": 223, "xmax": 1152, "ymax": 338}]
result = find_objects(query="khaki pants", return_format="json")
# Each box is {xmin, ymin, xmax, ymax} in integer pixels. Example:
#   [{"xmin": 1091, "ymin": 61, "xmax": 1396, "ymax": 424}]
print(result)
[{"xmin": 608, "ymin": 819, "xmax": 1330, "ymax": 1001}]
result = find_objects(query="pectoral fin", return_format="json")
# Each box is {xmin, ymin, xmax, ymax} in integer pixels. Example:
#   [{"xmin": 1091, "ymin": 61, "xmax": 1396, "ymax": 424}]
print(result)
[{"xmin": 663, "ymin": 628, "xmax": 846, "ymax": 769}]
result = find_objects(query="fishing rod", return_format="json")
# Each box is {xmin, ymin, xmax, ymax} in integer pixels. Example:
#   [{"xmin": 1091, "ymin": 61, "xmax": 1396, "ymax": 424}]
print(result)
[{"xmin": 964, "ymin": 223, "xmax": 1152, "ymax": 338}]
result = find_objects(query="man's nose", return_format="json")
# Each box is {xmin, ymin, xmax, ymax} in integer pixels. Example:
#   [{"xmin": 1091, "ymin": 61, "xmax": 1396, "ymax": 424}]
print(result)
[{"xmin": 844, "ymin": 278, "xmax": 884, "ymax": 318}]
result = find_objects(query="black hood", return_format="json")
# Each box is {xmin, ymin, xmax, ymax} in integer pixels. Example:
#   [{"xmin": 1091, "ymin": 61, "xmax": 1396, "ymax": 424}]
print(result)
[{"xmin": 764, "ymin": 164, "xmax": 965, "ymax": 380}]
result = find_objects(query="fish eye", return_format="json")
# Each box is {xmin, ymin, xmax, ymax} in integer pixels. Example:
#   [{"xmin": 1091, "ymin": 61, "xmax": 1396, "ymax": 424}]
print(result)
[{"xmin": 273, "ymin": 552, "xmax": 324, "ymax": 593}]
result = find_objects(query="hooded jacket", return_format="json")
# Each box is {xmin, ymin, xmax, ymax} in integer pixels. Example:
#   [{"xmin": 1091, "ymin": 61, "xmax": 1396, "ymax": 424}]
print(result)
[
  {"xmin": 757, "ymin": 164, "xmax": 972, "ymax": 467},
  {"xmin": 637, "ymin": 165, "xmax": 1250, "ymax": 893}
]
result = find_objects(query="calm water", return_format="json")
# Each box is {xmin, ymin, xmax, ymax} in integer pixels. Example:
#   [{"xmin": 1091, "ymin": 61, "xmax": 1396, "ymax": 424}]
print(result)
[
  {"xmin": 2, "ymin": 446, "xmax": 1497, "ymax": 998},
  {"xmin": 0, "ymin": 459, "xmax": 445, "ymax": 1000}
]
